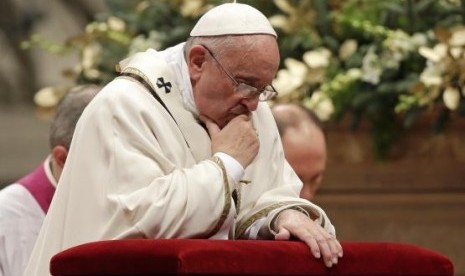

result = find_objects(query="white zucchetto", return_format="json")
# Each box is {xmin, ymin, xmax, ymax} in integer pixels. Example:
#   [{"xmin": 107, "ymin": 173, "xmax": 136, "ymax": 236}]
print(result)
[{"xmin": 190, "ymin": 2, "xmax": 277, "ymax": 37}]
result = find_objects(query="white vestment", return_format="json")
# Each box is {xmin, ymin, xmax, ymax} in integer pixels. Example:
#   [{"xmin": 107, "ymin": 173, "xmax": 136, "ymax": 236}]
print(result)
[
  {"xmin": 0, "ymin": 157, "xmax": 56, "ymax": 276},
  {"xmin": 25, "ymin": 43, "xmax": 335, "ymax": 276}
]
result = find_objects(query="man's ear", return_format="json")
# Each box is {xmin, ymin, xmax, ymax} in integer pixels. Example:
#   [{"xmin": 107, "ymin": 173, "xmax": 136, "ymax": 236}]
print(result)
[
  {"xmin": 51, "ymin": 145, "xmax": 68, "ymax": 169},
  {"xmin": 188, "ymin": 45, "xmax": 207, "ymax": 81}
]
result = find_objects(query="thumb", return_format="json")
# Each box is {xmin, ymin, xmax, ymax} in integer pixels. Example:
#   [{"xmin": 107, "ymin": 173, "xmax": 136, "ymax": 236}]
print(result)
[
  {"xmin": 200, "ymin": 115, "xmax": 220, "ymax": 136},
  {"xmin": 274, "ymin": 227, "xmax": 291, "ymax": 240}
]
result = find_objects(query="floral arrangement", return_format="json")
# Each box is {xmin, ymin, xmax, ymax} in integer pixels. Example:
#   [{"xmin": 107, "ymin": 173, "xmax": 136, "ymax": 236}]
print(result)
[{"xmin": 23, "ymin": 0, "xmax": 465, "ymax": 159}]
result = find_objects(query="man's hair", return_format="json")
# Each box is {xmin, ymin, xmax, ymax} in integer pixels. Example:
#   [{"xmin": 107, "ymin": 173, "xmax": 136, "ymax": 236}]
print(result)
[
  {"xmin": 49, "ymin": 85, "xmax": 100, "ymax": 150},
  {"xmin": 272, "ymin": 103, "xmax": 324, "ymax": 137}
]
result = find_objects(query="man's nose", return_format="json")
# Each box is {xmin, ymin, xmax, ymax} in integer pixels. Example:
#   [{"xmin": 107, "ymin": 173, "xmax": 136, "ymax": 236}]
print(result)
[{"xmin": 241, "ymin": 97, "xmax": 259, "ymax": 111}]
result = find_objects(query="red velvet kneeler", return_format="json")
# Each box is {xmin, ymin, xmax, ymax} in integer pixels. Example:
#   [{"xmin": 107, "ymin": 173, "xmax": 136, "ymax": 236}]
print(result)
[{"xmin": 50, "ymin": 239, "xmax": 454, "ymax": 275}]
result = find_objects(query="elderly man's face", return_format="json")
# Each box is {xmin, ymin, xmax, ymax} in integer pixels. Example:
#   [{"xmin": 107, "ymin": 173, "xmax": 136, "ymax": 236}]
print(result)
[{"xmin": 189, "ymin": 35, "xmax": 280, "ymax": 128}]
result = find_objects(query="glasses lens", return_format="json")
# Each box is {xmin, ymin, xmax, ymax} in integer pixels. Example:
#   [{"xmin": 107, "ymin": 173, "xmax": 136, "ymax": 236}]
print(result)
[
  {"xmin": 259, "ymin": 86, "xmax": 277, "ymax": 101},
  {"xmin": 236, "ymin": 83, "xmax": 277, "ymax": 101},
  {"xmin": 236, "ymin": 83, "xmax": 258, "ymax": 98}
]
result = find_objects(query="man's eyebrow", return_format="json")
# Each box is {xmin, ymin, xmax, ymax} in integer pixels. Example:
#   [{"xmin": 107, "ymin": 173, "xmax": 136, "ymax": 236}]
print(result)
[
  {"xmin": 235, "ymin": 75, "xmax": 267, "ymax": 88},
  {"xmin": 235, "ymin": 73, "xmax": 258, "ymax": 81}
]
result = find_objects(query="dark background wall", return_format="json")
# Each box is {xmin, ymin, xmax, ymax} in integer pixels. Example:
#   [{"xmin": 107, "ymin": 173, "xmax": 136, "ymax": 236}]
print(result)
[{"xmin": 315, "ymin": 118, "xmax": 465, "ymax": 275}]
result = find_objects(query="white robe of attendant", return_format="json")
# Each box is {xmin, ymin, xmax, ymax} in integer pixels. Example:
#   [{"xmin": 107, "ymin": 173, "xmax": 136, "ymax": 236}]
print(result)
[
  {"xmin": 25, "ymin": 43, "xmax": 336, "ymax": 276},
  {"xmin": 0, "ymin": 157, "xmax": 56, "ymax": 276}
]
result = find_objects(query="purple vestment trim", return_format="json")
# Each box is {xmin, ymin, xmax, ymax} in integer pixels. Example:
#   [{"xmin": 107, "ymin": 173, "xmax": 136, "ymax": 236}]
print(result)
[{"xmin": 17, "ymin": 162, "xmax": 56, "ymax": 213}]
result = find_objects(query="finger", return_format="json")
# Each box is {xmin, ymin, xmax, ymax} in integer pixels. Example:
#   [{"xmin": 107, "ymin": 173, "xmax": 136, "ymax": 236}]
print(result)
[
  {"xmin": 274, "ymin": 228, "xmax": 291, "ymax": 240},
  {"xmin": 335, "ymin": 238, "xmax": 343, "ymax": 258},
  {"xmin": 324, "ymin": 233, "xmax": 343, "ymax": 259},
  {"xmin": 315, "ymin": 230, "xmax": 339, "ymax": 266},
  {"xmin": 201, "ymin": 115, "xmax": 220, "ymax": 136},
  {"xmin": 302, "ymin": 235, "xmax": 321, "ymax": 259},
  {"xmin": 326, "ymin": 236, "xmax": 340, "ymax": 265},
  {"xmin": 314, "ymin": 234, "xmax": 334, "ymax": 267}
]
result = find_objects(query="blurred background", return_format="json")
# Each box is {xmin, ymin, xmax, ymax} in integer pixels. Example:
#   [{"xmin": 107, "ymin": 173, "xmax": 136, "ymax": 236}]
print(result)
[{"xmin": 0, "ymin": 0, "xmax": 464, "ymax": 274}]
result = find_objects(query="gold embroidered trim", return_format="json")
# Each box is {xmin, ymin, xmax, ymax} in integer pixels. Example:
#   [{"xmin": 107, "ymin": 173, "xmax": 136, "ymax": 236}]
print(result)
[
  {"xmin": 206, "ymin": 156, "xmax": 232, "ymax": 237},
  {"xmin": 121, "ymin": 67, "xmax": 155, "ymax": 92},
  {"xmin": 235, "ymin": 202, "xmax": 288, "ymax": 239},
  {"xmin": 234, "ymin": 184, "xmax": 241, "ymax": 215}
]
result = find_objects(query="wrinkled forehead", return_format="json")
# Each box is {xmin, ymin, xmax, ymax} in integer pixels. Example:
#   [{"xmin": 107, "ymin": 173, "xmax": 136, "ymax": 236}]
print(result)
[{"xmin": 222, "ymin": 36, "xmax": 280, "ymax": 78}]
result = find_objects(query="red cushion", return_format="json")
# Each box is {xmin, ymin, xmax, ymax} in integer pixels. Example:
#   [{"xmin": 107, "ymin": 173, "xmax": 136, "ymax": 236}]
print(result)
[{"xmin": 50, "ymin": 239, "xmax": 454, "ymax": 275}]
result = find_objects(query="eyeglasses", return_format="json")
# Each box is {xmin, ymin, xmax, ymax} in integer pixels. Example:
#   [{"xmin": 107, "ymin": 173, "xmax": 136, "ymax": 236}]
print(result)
[{"xmin": 200, "ymin": 44, "xmax": 278, "ymax": 102}]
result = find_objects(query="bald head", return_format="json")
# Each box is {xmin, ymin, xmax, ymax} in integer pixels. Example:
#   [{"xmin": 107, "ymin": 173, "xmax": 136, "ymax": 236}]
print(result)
[
  {"xmin": 272, "ymin": 103, "xmax": 326, "ymax": 200},
  {"xmin": 272, "ymin": 103, "xmax": 323, "ymax": 137}
]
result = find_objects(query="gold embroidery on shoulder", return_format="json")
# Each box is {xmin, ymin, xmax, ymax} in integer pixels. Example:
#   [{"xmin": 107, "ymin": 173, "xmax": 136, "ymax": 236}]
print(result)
[{"xmin": 122, "ymin": 67, "xmax": 155, "ymax": 91}]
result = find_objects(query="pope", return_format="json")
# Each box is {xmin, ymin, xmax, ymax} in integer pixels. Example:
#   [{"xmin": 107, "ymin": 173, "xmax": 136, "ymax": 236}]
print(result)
[{"xmin": 25, "ymin": 3, "xmax": 342, "ymax": 275}]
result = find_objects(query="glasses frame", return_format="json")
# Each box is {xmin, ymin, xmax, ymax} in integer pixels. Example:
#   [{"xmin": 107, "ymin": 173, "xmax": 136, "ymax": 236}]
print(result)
[{"xmin": 200, "ymin": 44, "xmax": 278, "ymax": 102}]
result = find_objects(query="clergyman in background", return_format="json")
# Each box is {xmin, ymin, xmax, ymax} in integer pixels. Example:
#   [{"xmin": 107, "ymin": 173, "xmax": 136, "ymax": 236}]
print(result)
[
  {"xmin": 0, "ymin": 85, "xmax": 100, "ymax": 276},
  {"xmin": 272, "ymin": 103, "xmax": 326, "ymax": 200}
]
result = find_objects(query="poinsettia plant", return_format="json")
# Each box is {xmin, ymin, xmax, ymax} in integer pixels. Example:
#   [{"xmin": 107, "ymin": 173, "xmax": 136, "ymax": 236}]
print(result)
[{"xmin": 23, "ymin": 0, "xmax": 465, "ymax": 159}]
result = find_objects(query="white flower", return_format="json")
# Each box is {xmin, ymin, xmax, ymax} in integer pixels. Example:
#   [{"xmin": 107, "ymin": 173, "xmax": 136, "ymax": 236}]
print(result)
[
  {"xmin": 339, "ymin": 39, "xmax": 357, "ymax": 61},
  {"xmin": 419, "ymin": 44, "xmax": 447, "ymax": 63},
  {"xmin": 303, "ymin": 91, "xmax": 334, "ymax": 121},
  {"xmin": 346, "ymin": 68, "xmax": 363, "ymax": 80},
  {"xmin": 82, "ymin": 43, "xmax": 102, "ymax": 70},
  {"xmin": 269, "ymin": 15, "xmax": 291, "ymax": 32},
  {"xmin": 384, "ymin": 30, "xmax": 414, "ymax": 55},
  {"xmin": 129, "ymin": 31, "xmax": 163, "ymax": 55},
  {"xmin": 34, "ymin": 87, "xmax": 60, "ymax": 108},
  {"xmin": 443, "ymin": 86, "xmax": 461, "ymax": 110},
  {"xmin": 107, "ymin": 16, "xmax": 126, "ymax": 32},
  {"xmin": 83, "ymin": 68, "xmax": 100, "ymax": 80},
  {"xmin": 449, "ymin": 47, "xmax": 463, "ymax": 59},
  {"xmin": 419, "ymin": 61, "xmax": 443, "ymax": 87},
  {"xmin": 285, "ymin": 58, "xmax": 308, "ymax": 78},
  {"xmin": 272, "ymin": 58, "xmax": 307, "ymax": 96},
  {"xmin": 303, "ymin": 48, "xmax": 331, "ymax": 68},
  {"xmin": 411, "ymin": 33, "xmax": 428, "ymax": 47},
  {"xmin": 361, "ymin": 47, "xmax": 382, "ymax": 84},
  {"xmin": 449, "ymin": 28, "xmax": 465, "ymax": 47}
]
